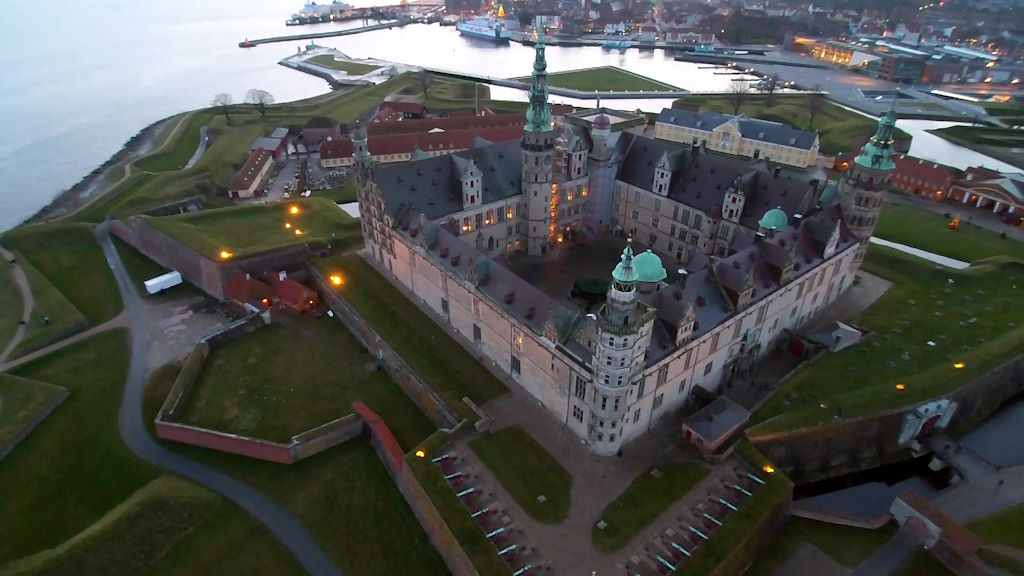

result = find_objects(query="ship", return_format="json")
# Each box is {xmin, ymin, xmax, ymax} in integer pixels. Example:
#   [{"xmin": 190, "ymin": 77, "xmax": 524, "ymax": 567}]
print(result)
[
  {"xmin": 287, "ymin": 1, "xmax": 350, "ymax": 25},
  {"xmin": 456, "ymin": 17, "xmax": 510, "ymax": 43},
  {"xmin": 602, "ymin": 39, "xmax": 630, "ymax": 51}
]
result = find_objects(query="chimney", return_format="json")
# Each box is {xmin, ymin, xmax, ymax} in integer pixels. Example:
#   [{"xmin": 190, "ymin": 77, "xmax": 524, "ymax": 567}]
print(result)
[
  {"xmin": 676, "ymin": 268, "xmax": 689, "ymax": 290},
  {"xmin": 754, "ymin": 231, "xmax": 766, "ymax": 244},
  {"xmin": 278, "ymin": 271, "xmax": 287, "ymax": 281},
  {"xmin": 793, "ymin": 213, "xmax": 804, "ymax": 229},
  {"xmin": 774, "ymin": 166, "xmax": 781, "ymax": 179}
]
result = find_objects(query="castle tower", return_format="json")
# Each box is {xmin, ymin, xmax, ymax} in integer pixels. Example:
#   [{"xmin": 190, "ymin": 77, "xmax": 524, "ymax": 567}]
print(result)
[
  {"xmin": 839, "ymin": 109, "xmax": 897, "ymax": 264},
  {"xmin": 589, "ymin": 240, "xmax": 655, "ymax": 456},
  {"xmin": 521, "ymin": 28, "xmax": 557, "ymax": 256},
  {"xmin": 352, "ymin": 124, "xmax": 383, "ymax": 261}
]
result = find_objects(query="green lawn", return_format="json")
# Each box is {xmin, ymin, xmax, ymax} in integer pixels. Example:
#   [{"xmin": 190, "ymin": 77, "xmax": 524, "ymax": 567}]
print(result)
[
  {"xmin": 469, "ymin": 425, "xmax": 571, "ymax": 523},
  {"xmin": 143, "ymin": 362, "xmax": 446, "ymax": 576},
  {"xmin": 749, "ymin": 246, "xmax": 1024, "ymax": 434},
  {"xmin": 680, "ymin": 443, "xmax": 793, "ymax": 574},
  {"xmin": 674, "ymin": 94, "xmax": 910, "ymax": 155},
  {"xmin": 146, "ymin": 197, "xmax": 361, "ymax": 260},
  {"xmin": 112, "ymin": 237, "xmax": 204, "ymax": 300},
  {"xmin": 0, "ymin": 330, "xmax": 158, "ymax": 564},
  {"xmin": 977, "ymin": 547, "xmax": 1024, "ymax": 574},
  {"xmin": 520, "ymin": 66, "xmax": 678, "ymax": 92},
  {"xmin": 309, "ymin": 55, "xmax": 382, "ymax": 76},
  {"xmin": 0, "ymin": 374, "xmax": 66, "ymax": 455},
  {"xmin": 135, "ymin": 112, "xmax": 210, "ymax": 173},
  {"xmin": 892, "ymin": 549, "xmax": 955, "ymax": 576},
  {"xmin": 7, "ymin": 254, "xmax": 88, "ymax": 360},
  {"xmin": 982, "ymin": 101, "xmax": 1024, "ymax": 127},
  {"xmin": 968, "ymin": 504, "xmax": 1024, "ymax": 549},
  {"xmin": 929, "ymin": 125, "xmax": 1024, "ymax": 170},
  {"xmin": 876, "ymin": 202, "xmax": 1024, "ymax": 263},
  {"xmin": 311, "ymin": 179, "xmax": 358, "ymax": 203},
  {"xmin": 745, "ymin": 518, "xmax": 894, "ymax": 575},
  {"xmin": 0, "ymin": 263, "xmax": 23, "ymax": 352},
  {"xmin": 592, "ymin": 462, "xmax": 709, "ymax": 553},
  {"xmin": 313, "ymin": 253, "xmax": 508, "ymax": 419},
  {"xmin": 1, "ymin": 224, "xmax": 122, "ymax": 325},
  {"xmin": 181, "ymin": 314, "xmax": 435, "ymax": 444}
]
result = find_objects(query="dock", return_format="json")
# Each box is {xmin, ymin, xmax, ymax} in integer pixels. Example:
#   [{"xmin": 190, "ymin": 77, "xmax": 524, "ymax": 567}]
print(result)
[{"xmin": 239, "ymin": 19, "xmax": 413, "ymax": 48}]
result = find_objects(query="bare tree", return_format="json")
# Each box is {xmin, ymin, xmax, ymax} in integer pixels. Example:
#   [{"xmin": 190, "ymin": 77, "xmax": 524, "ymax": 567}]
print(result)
[
  {"xmin": 807, "ymin": 85, "xmax": 824, "ymax": 130},
  {"xmin": 245, "ymin": 89, "xmax": 275, "ymax": 118},
  {"xmin": 211, "ymin": 93, "xmax": 233, "ymax": 125},
  {"xmin": 729, "ymin": 80, "xmax": 750, "ymax": 115},
  {"xmin": 763, "ymin": 73, "xmax": 779, "ymax": 108},
  {"xmin": 418, "ymin": 71, "xmax": 433, "ymax": 97}
]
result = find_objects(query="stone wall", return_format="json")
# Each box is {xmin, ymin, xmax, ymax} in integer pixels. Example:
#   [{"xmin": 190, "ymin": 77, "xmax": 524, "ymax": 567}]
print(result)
[
  {"xmin": 199, "ymin": 312, "xmax": 267, "ymax": 348},
  {"xmin": 156, "ymin": 421, "xmax": 295, "ymax": 464},
  {"xmin": 353, "ymin": 402, "xmax": 479, "ymax": 576},
  {"xmin": 289, "ymin": 414, "xmax": 363, "ymax": 461},
  {"xmin": 310, "ymin": 265, "xmax": 460, "ymax": 429},
  {"xmin": 749, "ymin": 355, "xmax": 1024, "ymax": 484}
]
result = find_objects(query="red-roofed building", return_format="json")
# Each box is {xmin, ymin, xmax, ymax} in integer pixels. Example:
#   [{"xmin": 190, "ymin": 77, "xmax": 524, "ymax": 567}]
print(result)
[
  {"xmin": 229, "ymin": 149, "xmax": 274, "ymax": 199},
  {"xmin": 320, "ymin": 125, "xmax": 524, "ymax": 168},
  {"xmin": 948, "ymin": 166, "xmax": 1024, "ymax": 215},
  {"xmin": 224, "ymin": 272, "xmax": 275, "ymax": 309},
  {"xmin": 372, "ymin": 108, "xmax": 404, "ymax": 123},
  {"xmin": 378, "ymin": 101, "xmax": 424, "ymax": 118},
  {"xmin": 267, "ymin": 270, "xmax": 318, "ymax": 312},
  {"xmin": 891, "ymin": 154, "xmax": 958, "ymax": 199}
]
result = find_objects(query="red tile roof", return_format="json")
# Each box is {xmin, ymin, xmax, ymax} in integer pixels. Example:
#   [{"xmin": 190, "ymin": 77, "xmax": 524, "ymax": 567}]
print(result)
[
  {"xmin": 892, "ymin": 154, "xmax": 957, "ymax": 190},
  {"xmin": 230, "ymin": 149, "xmax": 273, "ymax": 192},
  {"xmin": 380, "ymin": 101, "xmax": 424, "ymax": 114},
  {"xmin": 373, "ymin": 108, "xmax": 404, "ymax": 123},
  {"xmin": 321, "ymin": 125, "xmax": 524, "ymax": 160},
  {"xmin": 367, "ymin": 113, "xmax": 524, "ymax": 136},
  {"xmin": 224, "ymin": 272, "xmax": 274, "ymax": 307}
]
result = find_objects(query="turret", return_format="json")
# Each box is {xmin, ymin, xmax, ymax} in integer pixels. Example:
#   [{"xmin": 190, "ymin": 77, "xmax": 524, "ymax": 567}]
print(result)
[
  {"xmin": 652, "ymin": 152, "xmax": 672, "ymax": 196},
  {"xmin": 839, "ymin": 108, "xmax": 897, "ymax": 264},
  {"xmin": 461, "ymin": 158, "xmax": 481, "ymax": 210},
  {"xmin": 722, "ymin": 174, "xmax": 745, "ymax": 223},
  {"xmin": 521, "ymin": 28, "xmax": 557, "ymax": 256}
]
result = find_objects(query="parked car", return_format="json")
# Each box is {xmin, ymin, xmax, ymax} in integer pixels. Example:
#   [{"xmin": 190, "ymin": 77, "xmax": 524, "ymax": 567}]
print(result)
[{"xmin": 1002, "ymin": 213, "xmax": 1023, "ymax": 226}]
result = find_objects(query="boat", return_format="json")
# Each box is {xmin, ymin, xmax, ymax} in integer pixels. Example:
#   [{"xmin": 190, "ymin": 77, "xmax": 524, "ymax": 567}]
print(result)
[
  {"xmin": 602, "ymin": 39, "xmax": 630, "ymax": 51},
  {"xmin": 286, "ymin": 1, "xmax": 350, "ymax": 26},
  {"xmin": 456, "ymin": 17, "xmax": 510, "ymax": 43}
]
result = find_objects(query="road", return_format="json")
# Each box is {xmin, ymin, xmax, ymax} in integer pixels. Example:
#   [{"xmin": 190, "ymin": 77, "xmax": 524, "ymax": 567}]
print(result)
[
  {"xmin": 182, "ymin": 126, "xmax": 208, "ymax": 170},
  {"xmin": 95, "ymin": 224, "xmax": 342, "ymax": 576}
]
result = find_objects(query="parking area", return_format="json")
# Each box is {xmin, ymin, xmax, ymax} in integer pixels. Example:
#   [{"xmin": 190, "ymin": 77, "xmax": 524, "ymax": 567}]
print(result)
[
  {"xmin": 431, "ymin": 449, "xmax": 551, "ymax": 575},
  {"xmin": 243, "ymin": 153, "xmax": 350, "ymax": 205}
]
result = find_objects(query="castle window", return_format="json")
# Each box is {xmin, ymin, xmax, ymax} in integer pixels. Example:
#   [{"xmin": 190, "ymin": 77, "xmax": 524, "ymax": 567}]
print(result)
[
  {"xmin": 653, "ymin": 394, "xmax": 664, "ymax": 410},
  {"xmin": 601, "ymin": 395, "xmax": 608, "ymax": 410},
  {"xmin": 678, "ymin": 378, "xmax": 688, "ymax": 394},
  {"xmin": 657, "ymin": 365, "xmax": 668, "ymax": 386},
  {"xmin": 597, "ymin": 432, "xmax": 604, "ymax": 441},
  {"xmin": 573, "ymin": 406, "xmax": 584, "ymax": 423},
  {"xmin": 631, "ymin": 210, "xmax": 639, "ymax": 220},
  {"xmin": 473, "ymin": 324, "xmax": 482, "ymax": 343},
  {"xmin": 574, "ymin": 377, "xmax": 586, "ymax": 399},
  {"xmin": 634, "ymin": 409, "xmax": 641, "ymax": 423},
  {"xmin": 704, "ymin": 361, "xmax": 713, "ymax": 376},
  {"xmin": 613, "ymin": 397, "xmax": 620, "ymax": 411},
  {"xmin": 609, "ymin": 433, "xmax": 616, "ymax": 442},
  {"xmin": 511, "ymin": 356, "xmax": 521, "ymax": 375}
]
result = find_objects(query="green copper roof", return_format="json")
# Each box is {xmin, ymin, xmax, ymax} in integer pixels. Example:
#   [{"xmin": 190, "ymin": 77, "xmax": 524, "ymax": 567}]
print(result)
[
  {"xmin": 612, "ymin": 241, "xmax": 638, "ymax": 283},
  {"xmin": 758, "ymin": 207, "xmax": 789, "ymax": 231},
  {"xmin": 633, "ymin": 250, "xmax": 667, "ymax": 283},
  {"xmin": 524, "ymin": 28, "xmax": 553, "ymax": 133},
  {"xmin": 854, "ymin": 108, "xmax": 897, "ymax": 171}
]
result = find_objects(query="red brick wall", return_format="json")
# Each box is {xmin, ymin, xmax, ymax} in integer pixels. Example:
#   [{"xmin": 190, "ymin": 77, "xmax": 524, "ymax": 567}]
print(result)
[{"xmin": 155, "ymin": 421, "xmax": 293, "ymax": 464}]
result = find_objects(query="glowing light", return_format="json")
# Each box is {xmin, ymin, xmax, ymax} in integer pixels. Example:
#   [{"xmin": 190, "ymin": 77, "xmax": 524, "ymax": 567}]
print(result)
[
  {"xmin": 261, "ymin": 298, "xmax": 269, "ymax": 305},
  {"xmin": 415, "ymin": 450, "xmax": 426, "ymax": 458},
  {"xmin": 762, "ymin": 465, "xmax": 775, "ymax": 474},
  {"xmin": 330, "ymin": 274, "xmax": 343, "ymax": 286},
  {"xmin": 219, "ymin": 250, "xmax": 233, "ymax": 260},
  {"xmin": 294, "ymin": 229, "xmax": 304, "ymax": 236},
  {"xmin": 285, "ymin": 222, "xmax": 292, "ymax": 229},
  {"xmin": 896, "ymin": 383, "xmax": 906, "ymax": 390},
  {"xmin": 289, "ymin": 205, "xmax": 301, "ymax": 215},
  {"xmin": 954, "ymin": 362, "xmax": 966, "ymax": 369}
]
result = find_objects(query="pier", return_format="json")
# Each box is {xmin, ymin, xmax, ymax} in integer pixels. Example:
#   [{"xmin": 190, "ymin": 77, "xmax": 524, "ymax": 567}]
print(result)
[{"xmin": 239, "ymin": 19, "xmax": 413, "ymax": 48}]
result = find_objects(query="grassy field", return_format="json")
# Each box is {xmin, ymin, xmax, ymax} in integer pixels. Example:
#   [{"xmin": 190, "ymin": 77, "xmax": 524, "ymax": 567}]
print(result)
[
  {"xmin": 674, "ymin": 94, "xmax": 908, "ymax": 155},
  {"xmin": 144, "ymin": 362, "xmax": 446, "ymax": 576},
  {"xmin": 592, "ymin": 462, "xmax": 709, "ymax": 553},
  {"xmin": 7, "ymin": 253, "xmax": 89, "ymax": 360},
  {"xmin": 0, "ymin": 374, "xmax": 66, "ymax": 454},
  {"xmin": 876, "ymin": 202, "xmax": 1024, "ymax": 263},
  {"xmin": 309, "ymin": 55, "xmax": 382, "ymax": 75},
  {"xmin": 146, "ymin": 197, "xmax": 361, "ymax": 260},
  {"xmin": 682, "ymin": 443, "xmax": 793, "ymax": 574},
  {"xmin": 929, "ymin": 124, "xmax": 1024, "ymax": 170},
  {"xmin": 112, "ymin": 237, "xmax": 204, "ymax": 300},
  {"xmin": 982, "ymin": 101, "xmax": 1024, "ymax": 127},
  {"xmin": 182, "ymin": 314, "xmax": 435, "ymax": 444},
  {"xmin": 1, "ymin": 224, "xmax": 122, "ymax": 325},
  {"xmin": 968, "ymin": 504, "xmax": 1024, "ymax": 549},
  {"xmin": 312, "ymin": 253, "xmax": 508, "ymax": 419},
  {"xmin": 469, "ymin": 426, "xmax": 571, "ymax": 524},
  {"xmin": 745, "ymin": 518, "xmax": 894, "ymax": 575},
  {"xmin": 135, "ymin": 112, "xmax": 210, "ymax": 173},
  {"xmin": 977, "ymin": 547, "xmax": 1024, "ymax": 574},
  {"xmin": 0, "ymin": 263, "xmax": 23, "ymax": 351},
  {"xmin": 311, "ymin": 179, "xmax": 358, "ymax": 203},
  {"xmin": 750, "ymin": 246, "xmax": 1024, "ymax": 434},
  {"xmin": 0, "ymin": 331, "xmax": 157, "ymax": 564},
  {"xmin": 524, "ymin": 66, "xmax": 678, "ymax": 92}
]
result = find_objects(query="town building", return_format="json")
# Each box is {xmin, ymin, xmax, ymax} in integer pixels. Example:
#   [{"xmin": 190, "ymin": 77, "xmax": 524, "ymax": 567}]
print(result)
[
  {"xmin": 890, "ymin": 154, "xmax": 958, "ymax": 199},
  {"xmin": 319, "ymin": 125, "xmax": 524, "ymax": 168},
  {"xmin": 250, "ymin": 127, "xmax": 291, "ymax": 162},
  {"xmin": 229, "ymin": 149, "xmax": 274, "ymax": 199},
  {"xmin": 947, "ymin": 166, "xmax": 1024, "ymax": 215},
  {"xmin": 353, "ymin": 31, "xmax": 893, "ymax": 455},
  {"xmin": 654, "ymin": 109, "xmax": 820, "ymax": 168}
]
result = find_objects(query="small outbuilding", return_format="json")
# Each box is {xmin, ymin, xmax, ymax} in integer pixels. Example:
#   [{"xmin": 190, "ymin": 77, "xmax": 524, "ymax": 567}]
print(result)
[{"xmin": 681, "ymin": 396, "xmax": 750, "ymax": 454}]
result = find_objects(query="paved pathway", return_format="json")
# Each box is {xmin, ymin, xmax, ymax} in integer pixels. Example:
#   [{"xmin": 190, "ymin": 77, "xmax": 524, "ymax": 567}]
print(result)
[
  {"xmin": 0, "ymin": 312, "xmax": 128, "ymax": 373},
  {"xmin": 0, "ymin": 246, "xmax": 33, "ymax": 364},
  {"xmin": 182, "ymin": 126, "xmax": 208, "ymax": 170},
  {"xmin": 95, "ymin": 224, "xmax": 343, "ymax": 576}
]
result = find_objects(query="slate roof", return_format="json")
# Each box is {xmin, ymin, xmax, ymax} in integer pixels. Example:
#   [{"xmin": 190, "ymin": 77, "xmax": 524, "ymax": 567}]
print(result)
[
  {"xmin": 682, "ymin": 396, "xmax": 750, "ymax": 444},
  {"xmin": 269, "ymin": 127, "xmax": 290, "ymax": 139},
  {"xmin": 376, "ymin": 139, "xmax": 523, "ymax": 220},
  {"xmin": 657, "ymin": 108, "xmax": 819, "ymax": 150}
]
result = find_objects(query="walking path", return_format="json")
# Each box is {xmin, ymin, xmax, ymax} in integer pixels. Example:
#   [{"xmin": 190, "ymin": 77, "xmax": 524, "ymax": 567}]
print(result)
[
  {"xmin": 95, "ymin": 224, "xmax": 343, "ymax": 576},
  {"xmin": 0, "ymin": 246, "xmax": 33, "ymax": 364},
  {"xmin": 868, "ymin": 237, "xmax": 969, "ymax": 269},
  {"xmin": 0, "ymin": 312, "xmax": 128, "ymax": 373},
  {"xmin": 182, "ymin": 126, "xmax": 208, "ymax": 170}
]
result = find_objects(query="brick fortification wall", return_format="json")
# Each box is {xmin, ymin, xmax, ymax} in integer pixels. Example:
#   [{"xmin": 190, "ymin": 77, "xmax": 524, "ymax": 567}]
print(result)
[
  {"xmin": 749, "ymin": 356, "xmax": 1024, "ymax": 484},
  {"xmin": 310, "ymin": 265, "xmax": 460, "ymax": 429},
  {"xmin": 110, "ymin": 219, "xmax": 311, "ymax": 299},
  {"xmin": 353, "ymin": 402, "xmax": 478, "ymax": 576}
]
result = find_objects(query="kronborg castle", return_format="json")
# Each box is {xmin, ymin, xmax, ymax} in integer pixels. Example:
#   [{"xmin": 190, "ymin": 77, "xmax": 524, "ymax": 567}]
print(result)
[{"xmin": 354, "ymin": 33, "xmax": 897, "ymax": 456}]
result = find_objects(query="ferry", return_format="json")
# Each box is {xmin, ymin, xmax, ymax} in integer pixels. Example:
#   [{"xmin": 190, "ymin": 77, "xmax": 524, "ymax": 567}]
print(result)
[
  {"xmin": 456, "ymin": 17, "xmax": 510, "ymax": 43},
  {"xmin": 287, "ymin": 1, "xmax": 350, "ymax": 25},
  {"xmin": 602, "ymin": 39, "xmax": 630, "ymax": 51}
]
